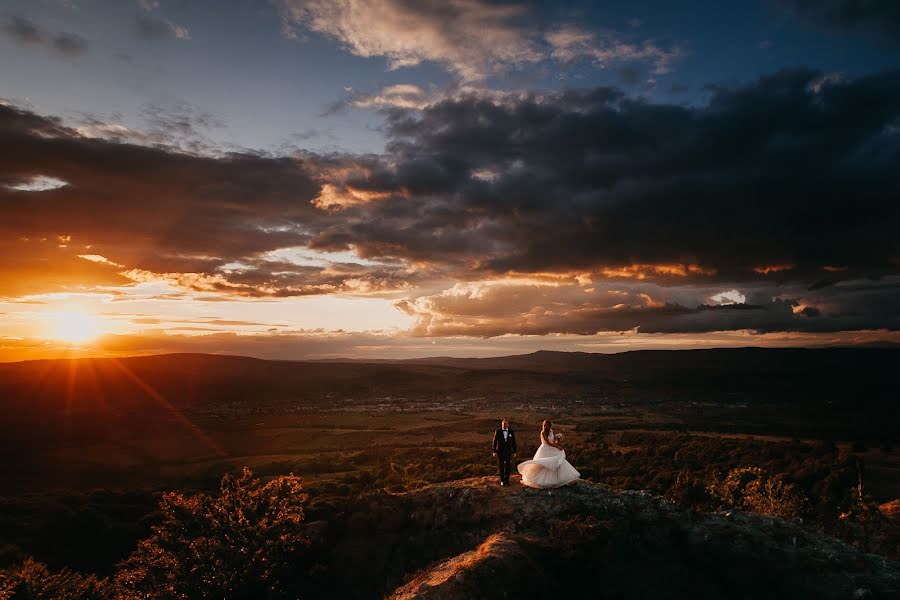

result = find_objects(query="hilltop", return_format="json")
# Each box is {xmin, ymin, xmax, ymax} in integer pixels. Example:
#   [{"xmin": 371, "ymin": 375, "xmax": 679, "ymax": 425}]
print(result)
[{"xmin": 334, "ymin": 476, "xmax": 899, "ymax": 599}]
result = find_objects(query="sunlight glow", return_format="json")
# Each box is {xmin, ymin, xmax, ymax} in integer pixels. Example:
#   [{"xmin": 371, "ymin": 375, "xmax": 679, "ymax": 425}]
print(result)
[{"xmin": 46, "ymin": 310, "xmax": 104, "ymax": 344}]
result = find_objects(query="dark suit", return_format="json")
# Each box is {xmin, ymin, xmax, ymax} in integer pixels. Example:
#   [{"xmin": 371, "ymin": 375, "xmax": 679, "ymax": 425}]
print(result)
[{"xmin": 492, "ymin": 428, "xmax": 517, "ymax": 484}]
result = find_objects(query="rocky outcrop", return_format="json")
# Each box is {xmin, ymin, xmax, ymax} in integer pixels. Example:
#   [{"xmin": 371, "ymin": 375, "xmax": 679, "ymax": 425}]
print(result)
[
  {"xmin": 390, "ymin": 532, "xmax": 542, "ymax": 600},
  {"xmin": 318, "ymin": 476, "xmax": 899, "ymax": 599}
]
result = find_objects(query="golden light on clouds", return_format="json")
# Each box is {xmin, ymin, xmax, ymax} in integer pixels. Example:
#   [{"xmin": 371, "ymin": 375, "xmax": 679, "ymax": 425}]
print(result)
[
  {"xmin": 78, "ymin": 254, "xmax": 124, "ymax": 268},
  {"xmin": 753, "ymin": 264, "xmax": 794, "ymax": 274},
  {"xmin": 600, "ymin": 263, "xmax": 716, "ymax": 279},
  {"xmin": 312, "ymin": 183, "xmax": 394, "ymax": 210}
]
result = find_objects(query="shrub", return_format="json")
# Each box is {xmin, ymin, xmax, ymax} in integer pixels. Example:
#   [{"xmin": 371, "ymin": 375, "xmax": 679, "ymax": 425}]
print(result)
[
  {"xmin": 114, "ymin": 468, "xmax": 313, "ymax": 599},
  {"xmin": 666, "ymin": 469, "xmax": 710, "ymax": 509},
  {"xmin": 1, "ymin": 558, "xmax": 109, "ymax": 600},
  {"xmin": 707, "ymin": 466, "xmax": 808, "ymax": 520}
]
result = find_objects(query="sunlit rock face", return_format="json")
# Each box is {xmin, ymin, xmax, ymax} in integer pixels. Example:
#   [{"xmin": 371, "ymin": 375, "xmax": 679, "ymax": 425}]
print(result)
[{"xmin": 318, "ymin": 476, "xmax": 900, "ymax": 599}]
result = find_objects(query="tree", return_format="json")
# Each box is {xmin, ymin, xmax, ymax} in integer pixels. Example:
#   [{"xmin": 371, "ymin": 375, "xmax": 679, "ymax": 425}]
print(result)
[{"xmin": 115, "ymin": 468, "xmax": 313, "ymax": 599}]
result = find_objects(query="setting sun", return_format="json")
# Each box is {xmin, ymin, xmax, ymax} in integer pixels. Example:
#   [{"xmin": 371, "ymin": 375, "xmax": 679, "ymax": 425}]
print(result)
[{"xmin": 46, "ymin": 310, "xmax": 103, "ymax": 344}]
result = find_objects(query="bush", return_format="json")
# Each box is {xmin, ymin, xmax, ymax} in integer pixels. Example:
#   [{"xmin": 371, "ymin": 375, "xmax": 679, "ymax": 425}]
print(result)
[
  {"xmin": 1, "ymin": 558, "xmax": 109, "ymax": 600},
  {"xmin": 707, "ymin": 466, "xmax": 808, "ymax": 520},
  {"xmin": 666, "ymin": 470, "xmax": 710, "ymax": 509},
  {"xmin": 114, "ymin": 468, "xmax": 313, "ymax": 599}
]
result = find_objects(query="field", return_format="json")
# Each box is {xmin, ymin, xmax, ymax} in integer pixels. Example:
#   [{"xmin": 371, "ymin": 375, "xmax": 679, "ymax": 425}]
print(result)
[{"xmin": 0, "ymin": 348, "xmax": 897, "ymax": 583}]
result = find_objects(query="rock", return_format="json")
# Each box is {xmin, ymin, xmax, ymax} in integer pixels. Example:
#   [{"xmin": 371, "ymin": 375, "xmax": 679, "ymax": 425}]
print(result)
[
  {"xmin": 389, "ymin": 533, "xmax": 540, "ymax": 600},
  {"xmin": 322, "ymin": 476, "xmax": 900, "ymax": 599}
]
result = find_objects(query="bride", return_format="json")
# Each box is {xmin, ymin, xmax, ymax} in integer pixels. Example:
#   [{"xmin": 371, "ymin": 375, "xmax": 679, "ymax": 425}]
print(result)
[{"xmin": 517, "ymin": 419, "xmax": 580, "ymax": 488}]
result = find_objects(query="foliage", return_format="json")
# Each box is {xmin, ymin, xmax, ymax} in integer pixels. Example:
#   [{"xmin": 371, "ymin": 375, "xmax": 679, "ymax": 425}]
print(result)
[
  {"xmin": 706, "ymin": 466, "xmax": 809, "ymax": 520},
  {"xmin": 0, "ymin": 558, "xmax": 109, "ymax": 600},
  {"xmin": 665, "ymin": 469, "xmax": 710, "ymax": 509},
  {"xmin": 1, "ymin": 419, "xmax": 897, "ymax": 597},
  {"xmin": 835, "ymin": 493, "xmax": 893, "ymax": 555},
  {"xmin": 114, "ymin": 468, "xmax": 312, "ymax": 600}
]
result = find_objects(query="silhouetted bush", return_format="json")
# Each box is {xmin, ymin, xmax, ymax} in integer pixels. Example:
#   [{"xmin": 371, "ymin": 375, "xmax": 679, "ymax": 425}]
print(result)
[
  {"xmin": 0, "ymin": 558, "xmax": 109, "ymax": 599},
  {"xmin": 114, "ymin": 468, "xmax": 313, "ymax": 599}
]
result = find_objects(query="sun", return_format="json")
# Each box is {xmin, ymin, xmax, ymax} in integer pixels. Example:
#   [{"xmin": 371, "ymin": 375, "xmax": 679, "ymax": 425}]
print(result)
[{"xmin": 47, "ymin": 310, "xmax": 103, "ymax": 344}]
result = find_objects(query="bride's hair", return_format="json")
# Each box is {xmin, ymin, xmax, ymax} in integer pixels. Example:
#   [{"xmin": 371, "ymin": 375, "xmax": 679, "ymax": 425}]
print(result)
[{"xmin": 541, "ymin": 419, "xmax": 552, "ymax": 433}]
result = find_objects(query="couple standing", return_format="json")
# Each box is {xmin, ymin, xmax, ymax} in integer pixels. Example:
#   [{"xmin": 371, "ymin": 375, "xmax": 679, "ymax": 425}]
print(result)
[{"xmin": 491, "ymin": 418, "xmax": 580, "ymax": 488}]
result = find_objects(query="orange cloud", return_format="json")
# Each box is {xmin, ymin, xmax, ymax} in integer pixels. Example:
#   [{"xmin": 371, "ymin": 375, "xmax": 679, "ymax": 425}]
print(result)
[
  {"xmin": 78, "ymin": 254, "xmax": 124, "ymax": 268},
  {"xmin": 599, "ymin": 263, "xmax": 716, "ymax": 279},
  {"xmin": 753, "ymin": 264, "xmax": 794, "ymax": 274},
  {"xmin": 312, "ymin": 183, "xmax": 394, "ymax": 210},
  {"xmin": 0, "ymin": 241, "xmax": 131, "ymax": 297}
]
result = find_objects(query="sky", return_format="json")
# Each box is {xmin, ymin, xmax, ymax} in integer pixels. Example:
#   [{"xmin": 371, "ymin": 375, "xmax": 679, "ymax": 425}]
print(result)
[{"xmin": 1, "ymin": 0, "xmax": 899, "ymax": 361}]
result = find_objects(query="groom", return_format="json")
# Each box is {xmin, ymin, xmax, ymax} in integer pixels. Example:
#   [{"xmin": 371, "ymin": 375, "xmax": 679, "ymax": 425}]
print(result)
[{"xmin": 492, "ymin": 418, "xmax": 517, "ymax": 486}]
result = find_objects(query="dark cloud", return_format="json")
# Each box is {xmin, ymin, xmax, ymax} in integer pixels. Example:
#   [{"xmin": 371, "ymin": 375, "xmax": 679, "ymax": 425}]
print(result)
[
  {"xmin": 0, "ymin": 102, "xmax": 426, "ymax": 299},
  {"xmin": 394, "ymin": 277, "xmax": 900, "ymax": 337},
  {"xmin": 51, "ymin": 31, "xmax": 89, "ymax": 58},
  {"xmin": 2, "ymin": 15, "xmax": 42, "ymax": 45},
  {"xmin": 135, "ymin": 15, "xmax": 189, "ymax": 41},
  {"xmin": 2, "ymin": 14, "xmax": 88, "ymax": 59},
  {"xmin": 1, "ymin": 68, "xmax": 898, "ymax": 336},
  {"xmin": 0, "ymin": 102, "xmax": 319, "ymax": 295},
  {"xmin": 330, "ymin": 68, "xmax": 900, "ymax": 286},
  {"xmin": 778, "ymin": 0, "xmax": 900, "ymax": 44}
]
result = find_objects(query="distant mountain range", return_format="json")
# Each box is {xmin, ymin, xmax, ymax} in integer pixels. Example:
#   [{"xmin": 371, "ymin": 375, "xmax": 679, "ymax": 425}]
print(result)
[{"xmin": 0, "ymin": 347, "xmax": 896, "ymax": 419}]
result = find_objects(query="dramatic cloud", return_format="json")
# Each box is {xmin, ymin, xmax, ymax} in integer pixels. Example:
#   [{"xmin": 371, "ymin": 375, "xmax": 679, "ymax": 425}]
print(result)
[
  {"xmin": 1, "ymin": 67, "xmax": 898, "ymax": 336},
  {"xmin": 275, "ymin": 0, "xmax": 684, "ymax": 81},
  {"xmin": 396, "ymin": 276, "xmax": 900, "ymax": 337},
  {"xmin": 778, "ymin": 0, "xmax": 900, "ymax": 44},
  {"xmin": 0, "ymin": 102, "xmax": 320, "ymax": 295},
  {"xmin": 330, "ymin": 68, "xmax": 900, "ymax": 285}
]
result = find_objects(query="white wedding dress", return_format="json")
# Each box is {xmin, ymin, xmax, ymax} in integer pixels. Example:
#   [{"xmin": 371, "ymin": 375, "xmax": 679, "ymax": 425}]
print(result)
[{"xmin": 517, "ymin": 429, "xmax": 580, "ymax": 488}]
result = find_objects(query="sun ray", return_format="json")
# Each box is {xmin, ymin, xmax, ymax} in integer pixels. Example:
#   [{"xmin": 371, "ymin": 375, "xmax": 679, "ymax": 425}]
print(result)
[
  {"xmin": 64, "ymin": 358, "xmax": 78, "ymax": 444},
  {"xmin": 108, "ymin": 358, "xmax": 228, "ymax": 458}
]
